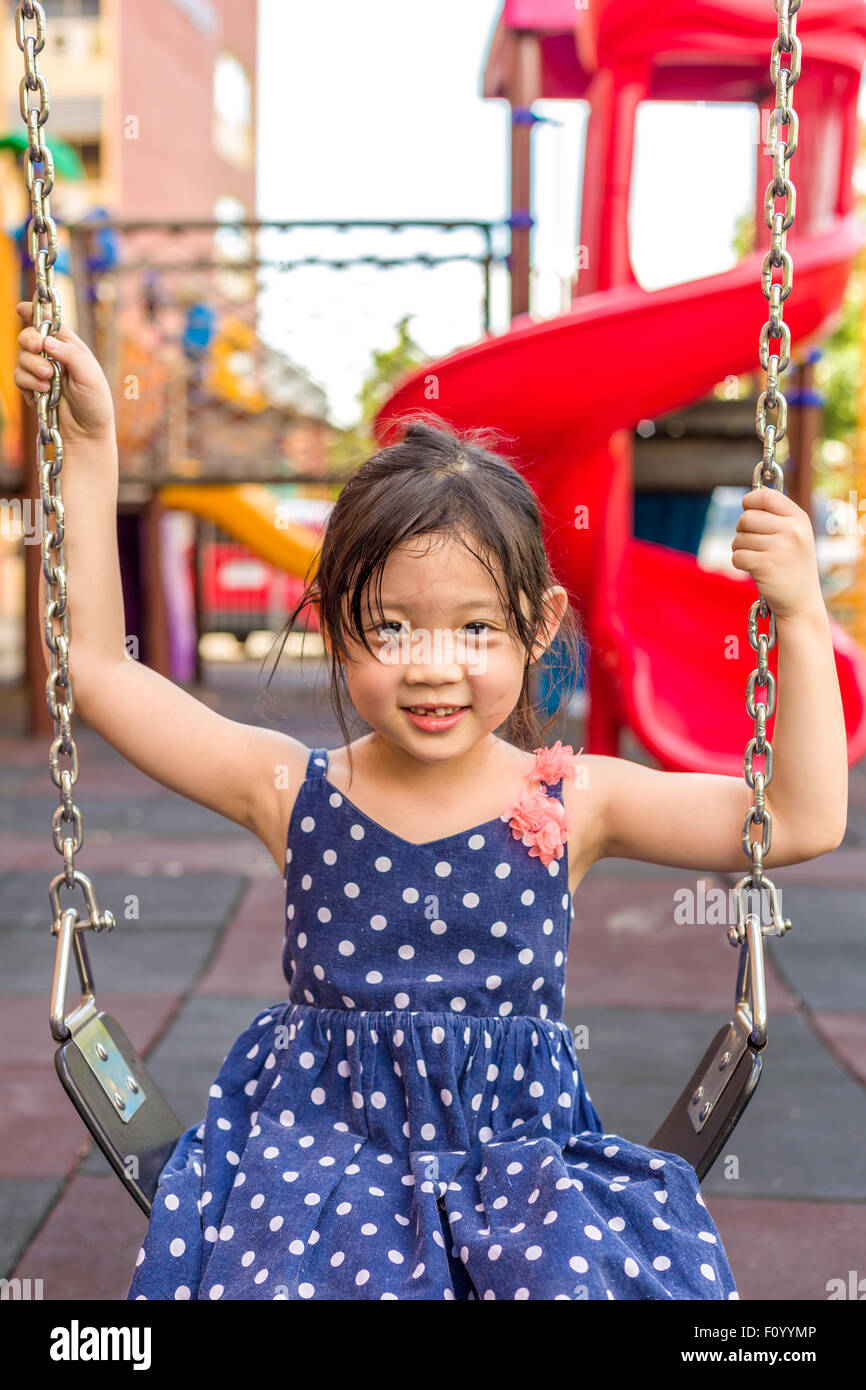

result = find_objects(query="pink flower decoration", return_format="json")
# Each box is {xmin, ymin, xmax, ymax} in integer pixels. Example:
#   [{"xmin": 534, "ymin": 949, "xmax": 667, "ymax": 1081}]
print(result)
[
  {"xmin": 532, "ymin": 740, "xmax": 584, "ymax": 788},
  {"xmin": 500, "ymin": 742, "xmax": 584, "ymax": 868}
]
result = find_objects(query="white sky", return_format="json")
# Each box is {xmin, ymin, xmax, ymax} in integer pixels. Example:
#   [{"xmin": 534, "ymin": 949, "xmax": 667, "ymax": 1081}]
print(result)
[{"xmin": 257, "ymin": 0, "xmax": 866, "ymax": 428}]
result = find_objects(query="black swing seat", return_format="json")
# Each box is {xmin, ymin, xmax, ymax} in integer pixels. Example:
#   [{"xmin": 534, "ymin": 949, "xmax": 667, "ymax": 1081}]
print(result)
[
  {"xmin": 51, "ymin": 904, "xmax": 185, "ymax": 1218},
  {"xmin": 646, "ymin": 899, "xmax": 782, "ymax": 1182},
  {"xmin": 647, "ymin": 1013, "xmax": 763, "ymax": 1183},
  {"xmin": 55, "ymin": 1010, "xmax": 185, "ymax": 1218}
]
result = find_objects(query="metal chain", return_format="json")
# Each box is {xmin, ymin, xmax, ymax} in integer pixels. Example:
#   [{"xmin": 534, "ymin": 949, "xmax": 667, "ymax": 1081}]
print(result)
[
  {"xmin": 730, "ymin": 0, "xmax": 799, "ymax": 954},
  {"xmin": 15, "ymin": 2, "xmax": 114, "ymax": 950}
]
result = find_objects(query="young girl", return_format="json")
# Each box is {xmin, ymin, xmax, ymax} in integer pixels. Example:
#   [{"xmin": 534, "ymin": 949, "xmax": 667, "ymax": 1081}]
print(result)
[{"xmin": 16, "ymin": 306, "xmax": 847, "ymax": 1301}]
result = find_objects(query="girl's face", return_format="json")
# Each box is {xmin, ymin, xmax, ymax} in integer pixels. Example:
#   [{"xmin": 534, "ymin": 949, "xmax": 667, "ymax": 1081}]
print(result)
[{"xmin": 324, "ymin": 531, "xmax": 568, "ymax": 763}]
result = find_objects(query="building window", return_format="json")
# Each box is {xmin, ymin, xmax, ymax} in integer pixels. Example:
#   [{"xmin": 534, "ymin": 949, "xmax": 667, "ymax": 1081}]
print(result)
[{"xmin": 213, "ymin": 51, "xmax": 253, "ymax": 168}]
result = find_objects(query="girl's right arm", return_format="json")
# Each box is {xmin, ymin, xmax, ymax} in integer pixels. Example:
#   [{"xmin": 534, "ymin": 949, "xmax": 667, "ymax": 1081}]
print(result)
[{"xmin": 15, "ymin": 304, "xmax": 308, "ymax": 854}]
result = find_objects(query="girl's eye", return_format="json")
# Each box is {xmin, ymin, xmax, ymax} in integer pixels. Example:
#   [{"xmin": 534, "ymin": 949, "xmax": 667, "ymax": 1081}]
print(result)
[{"xmin": 374, "ymin": 620, "xmax": 491, "ymax": 637}]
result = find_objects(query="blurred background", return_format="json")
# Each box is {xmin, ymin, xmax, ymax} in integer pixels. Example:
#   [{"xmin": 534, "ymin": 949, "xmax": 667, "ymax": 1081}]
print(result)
[{"xmin": 1, "ymin": 0, "xmax": 865, "ymax": 698}]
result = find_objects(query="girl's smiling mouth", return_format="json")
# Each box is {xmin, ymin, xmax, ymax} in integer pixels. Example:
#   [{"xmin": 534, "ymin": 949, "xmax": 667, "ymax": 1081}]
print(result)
[{"xmin": 401, "ymin": 705, "xmax": 471, "ymax": 731}]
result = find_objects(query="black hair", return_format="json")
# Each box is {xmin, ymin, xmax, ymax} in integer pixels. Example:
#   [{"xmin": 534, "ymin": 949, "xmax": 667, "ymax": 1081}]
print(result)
[{"xmin": 259, "ymin": 410, "xmax": 584, "ymax": 781}]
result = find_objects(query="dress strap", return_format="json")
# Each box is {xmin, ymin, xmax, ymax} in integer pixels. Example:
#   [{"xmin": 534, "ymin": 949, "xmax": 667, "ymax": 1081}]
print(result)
[{"xmin": 307, "ymin": 747, "xmax": 328, "ymax": 782}]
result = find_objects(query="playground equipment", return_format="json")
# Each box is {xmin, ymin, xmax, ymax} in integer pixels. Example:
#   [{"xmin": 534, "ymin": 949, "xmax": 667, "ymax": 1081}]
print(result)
[
  {"xmin": 10, "ymin": 0, "xmax": 842, "ymax": 1213},
  {"xmin": 159, "ymin": 482, "xmax": 322, "ymax": 578},
  {"xmin": 378, "ymin": 0, "xmax": 866, "ymax": 776}
]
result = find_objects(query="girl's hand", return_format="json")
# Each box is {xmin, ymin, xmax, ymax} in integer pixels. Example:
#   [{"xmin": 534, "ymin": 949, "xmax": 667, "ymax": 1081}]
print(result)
[
  {"xmin": 730, "ymin": 486, "xmax": 824, "ymax": 620},
  {"xmin": 14, "ymin": 300, "xmax": 115, "ymax": 442}
]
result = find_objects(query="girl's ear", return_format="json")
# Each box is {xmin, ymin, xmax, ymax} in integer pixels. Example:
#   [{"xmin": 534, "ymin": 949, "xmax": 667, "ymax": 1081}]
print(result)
[{"xmin": 528, "ymin": 586, "xmax": 569, "ymax": 665}]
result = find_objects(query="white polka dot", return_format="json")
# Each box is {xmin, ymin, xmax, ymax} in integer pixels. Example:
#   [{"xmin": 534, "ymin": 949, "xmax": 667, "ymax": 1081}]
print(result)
[
  {"xmin": 525, "ymin": 1245, "xmax": 542, "ymax": 1260},
  {"xmin": 398, "ymin": 945, "xmax": 415, "ymax": 960},
  {"xmin": 468, "ymin": 834, "xmax": 485, "ymax": 849},
  {"xmin": 434, "ymin": 862, "xmax": 452, "ymax": 877},
  {"xmin": 338, "ymin": 940, "xmax": 355, "ymax": 956},
  {"xmin": 300, "ymin": 816, "xmax": 315, "ymax": 832},
  {"xmin": 394, "ymin": 993, "xmax": 409, "ymax": 1008},
  {"xmin": 450, "ymin": 997, "xmax": 466, "ymax": 1012},
  {"xmin": 343, "ymin": 883, "xmax": 359, "ymax": 898},
  {"xmin": 518, "ymin": 948, "xmax": 534, "ymax": 964},
  {"xmin": 430, "ymin": 920, "xmax": 447, "ymax": 934},
  {"xmin": 463, "ymin": 892, "xmax": 479, "ymax": 908},
  {"xmin": 458, "ymin": 949, "xmax": 475, "ymax": 965},
  {"xmin": 375, "ymin": 857, "xmax": 391, "ymax": 872},
  {"xmin": 624, "ymin": 1257, "xmax": 640, "ymax": 1277},
  {"xmin": 350, "ymin": 824, "xmax": 365, "ymax": 839},
  {"xmin": 490, "ymin": 921, "xmax": 507, "ymax": 937},
  {"xmin": 584, "ymin": 1225, "xmax": 602, "ymax": 1240},
  {"xmin": 370, "ymin": 915, "xmax": 387, "ymax": 930},
  {"xmin": 653, "ymin": 1255, "xmax": 671, "ymax": 1271},
  {"xmin": 700, "ymin": 1264, "xmax": 716, "ymax": 1281},
  {"xmin": 298, "ymin": 1282, "xmax": 315, "ymax": 1298},
  {"xmin": 403, "ymin": 888, "xmax": 419, "ymax": 903},
  {"xmin": 169, "ymin": 1238, "xmax": 185, "ymax": 1257},
  {"xmin": 495, "ymin": 863, "xmax": 510, "ymax": 878}
]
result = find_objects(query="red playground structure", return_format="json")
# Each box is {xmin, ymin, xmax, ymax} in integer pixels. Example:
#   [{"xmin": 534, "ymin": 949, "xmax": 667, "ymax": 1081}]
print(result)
[{"xmin": 375, "ymin": 0, "xmax": 866, "ymax": 774}]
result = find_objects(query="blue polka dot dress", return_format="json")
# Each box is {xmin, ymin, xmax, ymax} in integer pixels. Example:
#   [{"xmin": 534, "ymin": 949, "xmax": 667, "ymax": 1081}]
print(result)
[{"xmin": 127, "ymin": 746, "xmax": 739, "ymax": 1301}]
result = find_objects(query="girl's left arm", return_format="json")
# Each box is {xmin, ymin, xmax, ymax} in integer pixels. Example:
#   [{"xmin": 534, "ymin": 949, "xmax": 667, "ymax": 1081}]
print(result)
[{"xmin": 587, "ymin": 487, "xmax": 848, "ymax": 872}]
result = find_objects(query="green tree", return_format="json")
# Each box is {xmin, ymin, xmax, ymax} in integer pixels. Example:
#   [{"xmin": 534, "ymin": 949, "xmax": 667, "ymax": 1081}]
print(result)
[{"xmin": 327, "ymin": 314, "xmax": 428, "ymax": 473}]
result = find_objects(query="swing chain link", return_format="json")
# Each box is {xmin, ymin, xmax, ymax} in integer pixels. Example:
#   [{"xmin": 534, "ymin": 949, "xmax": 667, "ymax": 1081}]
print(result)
[
  {"xmin": 15, "ymin": 1, "xmax": 115, "ymax": 943},
  {"xmin": 730, "ymin": 0, "xmax": 799, "ymax": 951}
]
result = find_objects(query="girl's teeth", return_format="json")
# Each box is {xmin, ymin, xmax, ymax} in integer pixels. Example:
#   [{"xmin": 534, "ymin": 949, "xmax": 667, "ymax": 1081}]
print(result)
[{"xmin": 409, "ymin": 706, "xmax": 462, "ymax": 716}]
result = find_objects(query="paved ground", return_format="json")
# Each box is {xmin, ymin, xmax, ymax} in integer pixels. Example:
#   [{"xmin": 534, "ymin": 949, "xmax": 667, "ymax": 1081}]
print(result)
[{"xmin": 1, "ymin": 657, "xmax": 864, "ymax": 1301}]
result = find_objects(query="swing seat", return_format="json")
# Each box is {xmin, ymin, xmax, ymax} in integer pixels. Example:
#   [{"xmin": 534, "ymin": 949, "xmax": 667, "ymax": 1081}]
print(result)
[
  {"xmin": 55, "ymin": 1011, "xmax": 185, "ymax": 1217},
  {"xmin": 647, "ymin": 1017, "xmax": 763, "ymax": 1182},
  {"xmin": 50, "ymin": 905, "xmax": 185, "ymax": 1218},
  {"xmin": 645, "ymin": 903, "xmax": 779, "ymax": 1181}
]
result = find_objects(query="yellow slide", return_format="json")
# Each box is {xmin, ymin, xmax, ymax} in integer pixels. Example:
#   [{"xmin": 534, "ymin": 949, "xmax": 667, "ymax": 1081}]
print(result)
[{"xmin": 160, "ymin": 483, "xmax": 321, "ymax": 578}]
